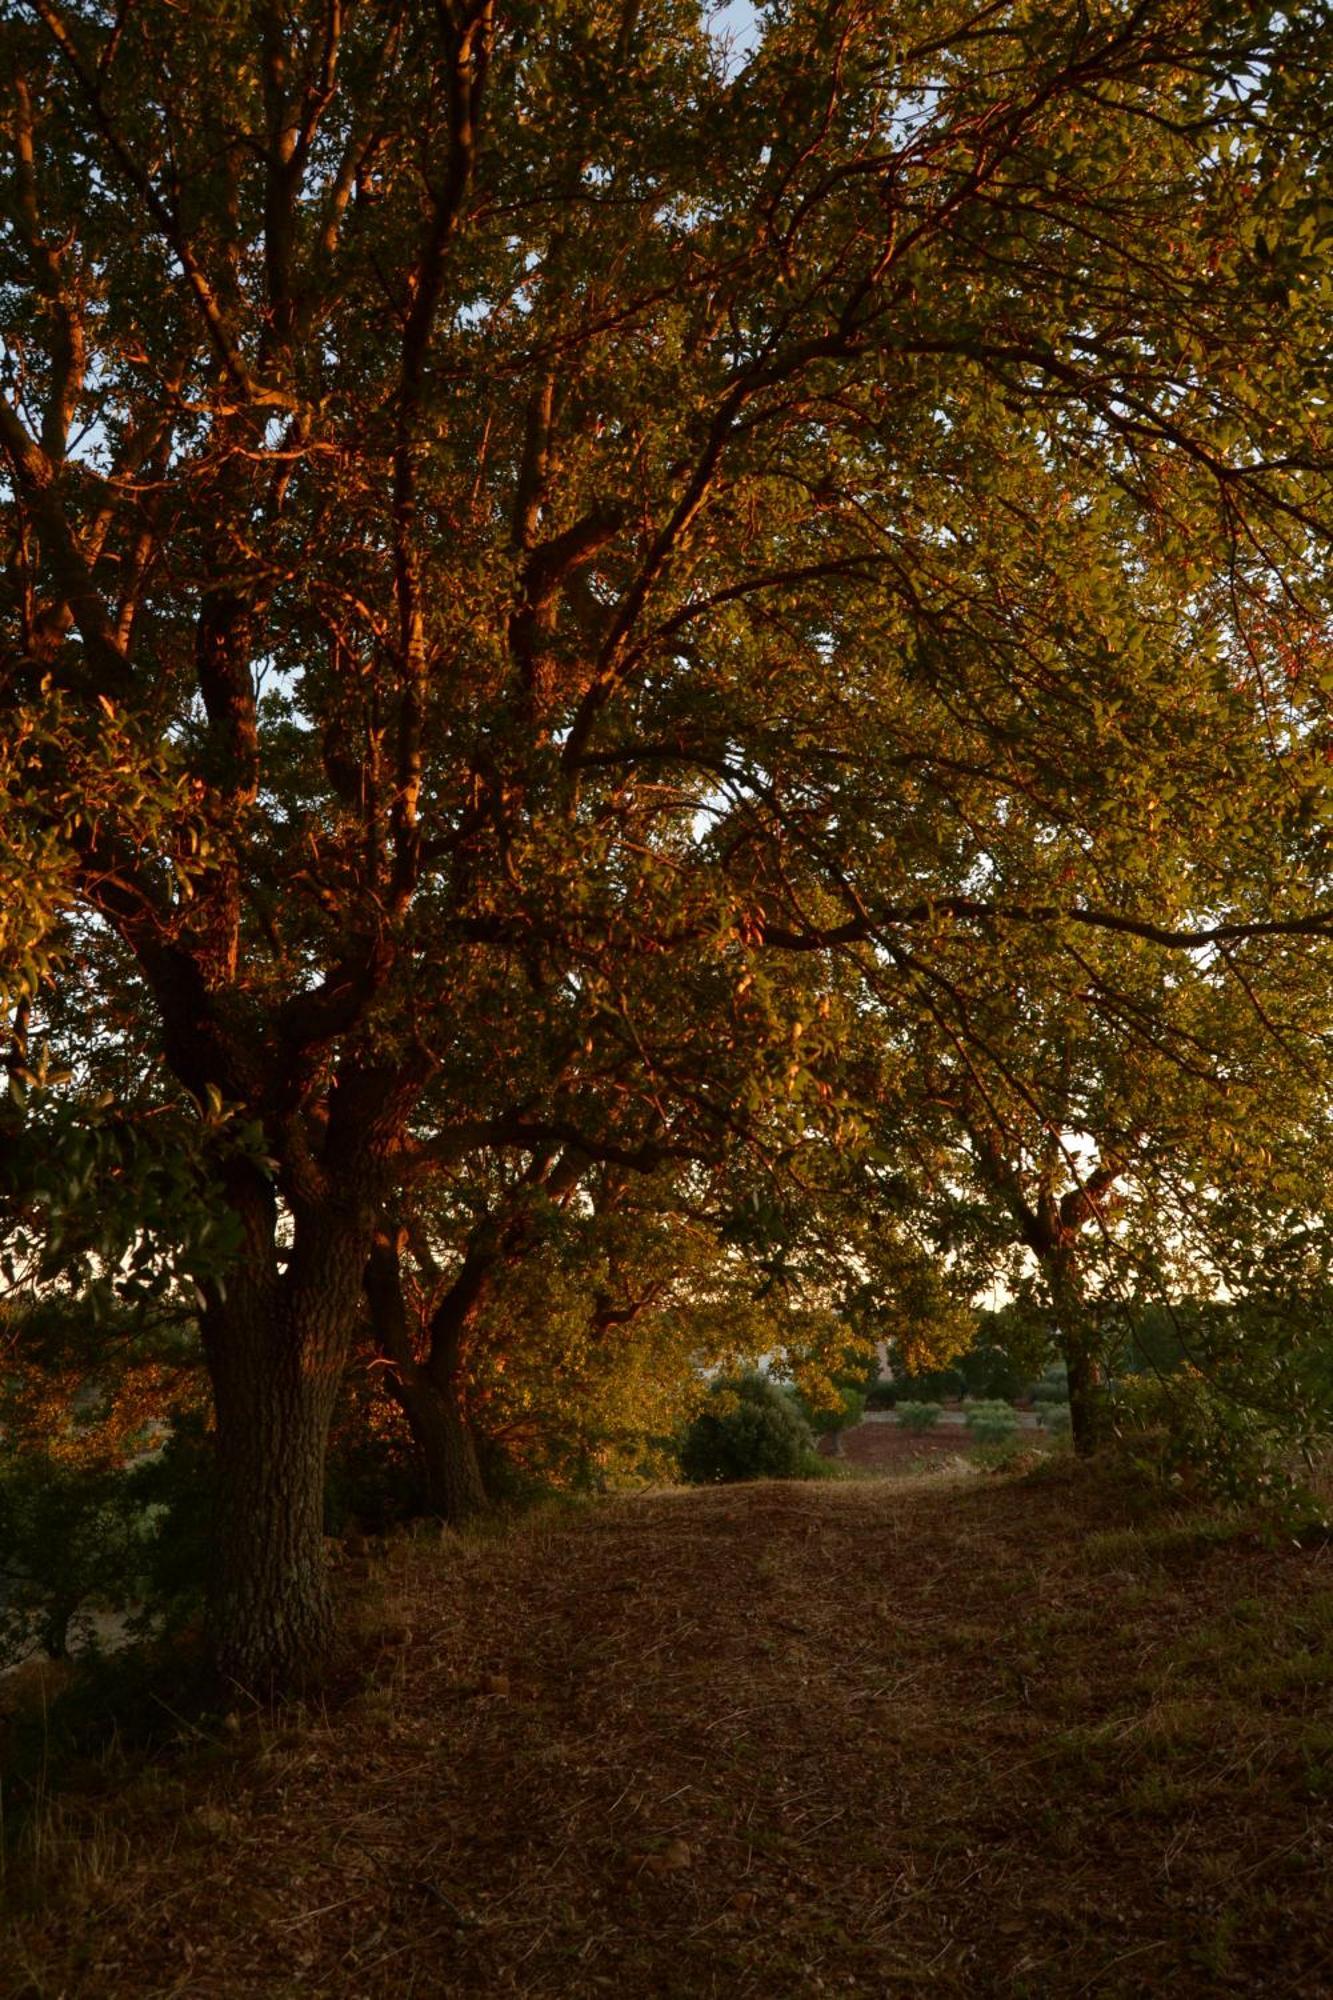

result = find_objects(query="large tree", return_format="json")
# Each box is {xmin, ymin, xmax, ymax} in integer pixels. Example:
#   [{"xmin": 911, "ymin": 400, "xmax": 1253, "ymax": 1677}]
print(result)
[{"xmin": 4, "ymin": 0, "xmax": 1333, "ymax": 1684}]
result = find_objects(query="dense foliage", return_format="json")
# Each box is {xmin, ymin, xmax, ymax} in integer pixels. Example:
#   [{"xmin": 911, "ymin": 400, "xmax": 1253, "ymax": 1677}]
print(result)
[
  {"xmin": 678, "ymin": 1371, "xmax": 820, "ymax": 1485},
  {"xmin": 3, "ymin": 0, "xmax": 1333, "ymax": 1680}
]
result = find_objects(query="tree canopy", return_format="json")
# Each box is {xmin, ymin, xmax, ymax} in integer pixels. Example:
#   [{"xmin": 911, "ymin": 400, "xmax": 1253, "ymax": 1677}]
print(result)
[{"xmin": 4, "ymin": 0, "xmax": 1333, "ymax": 1684}]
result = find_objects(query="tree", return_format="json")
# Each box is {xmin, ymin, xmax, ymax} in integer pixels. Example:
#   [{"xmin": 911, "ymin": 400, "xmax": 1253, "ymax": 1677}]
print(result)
[
  {"xmin": 4, "ymin": 0, "xmax": 1333, "ymax": 1684},
  {"xmin": 877, "ymin": 895, "xmax": 1333, "ymax": 1452}
]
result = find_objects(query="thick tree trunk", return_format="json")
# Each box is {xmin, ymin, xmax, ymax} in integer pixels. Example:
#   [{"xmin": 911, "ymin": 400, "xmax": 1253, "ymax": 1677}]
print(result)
[
  {"xmin": 201, "ymin": 1173, "xmax": 373, "ymax": 1691},
  {"xmin": 391, "ymin": 1365, "xmax": 488, "ymax": 1525},
  {"xmin": 205, "ymin": 1322, "xmax": 338, "ymax": 1691}
]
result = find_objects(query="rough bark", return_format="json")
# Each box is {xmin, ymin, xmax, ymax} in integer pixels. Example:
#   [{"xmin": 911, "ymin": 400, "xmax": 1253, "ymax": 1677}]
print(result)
[
  {"xmin": 204, "ymin": 1310, "xmax": 337, "ymax": 1691},
  {"xmin": 365, "ymin": 1225, "xmax": 489, "ymax": 1525},
  {"xmin": 201, "ymin": 1170, "xmax": 374, "ymax": 1691},
  {"xmin": 392, "ymin": 1364, "xmax": 489, "ymax": 1524}
]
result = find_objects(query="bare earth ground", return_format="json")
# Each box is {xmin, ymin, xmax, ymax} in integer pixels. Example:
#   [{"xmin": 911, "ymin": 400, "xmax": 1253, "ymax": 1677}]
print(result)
[
  {"xmin": 6, "ymin": 1462, "xmax": 1333, "ymax": 1998},
  {"xmin": 832, "ymin": 1420, "xmax": 993, "ymax": 1474}
]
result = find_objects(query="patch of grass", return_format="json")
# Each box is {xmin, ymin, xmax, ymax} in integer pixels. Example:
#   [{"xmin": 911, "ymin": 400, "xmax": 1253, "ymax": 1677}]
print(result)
[
  {"xmin": 973, "ymin": 1432, "xmax": 1050, "ymax": 1474},
  {"xmin": 1081, "ymin": 1512, "xmax": 1248, "ymax": 1571},
  {"xmin": 0, "ymin": 1635, "xmax": 224, "ymax": 1851},
  {"xmin": 796, "ymin": 1447, "xmax": 852, "ymax": 1480}
]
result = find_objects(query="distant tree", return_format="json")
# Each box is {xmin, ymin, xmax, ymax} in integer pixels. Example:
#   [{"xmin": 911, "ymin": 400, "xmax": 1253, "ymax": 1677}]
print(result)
[{"xmin": 908, "ymin": 928, "xmax": 1333, "ymax": 1453}]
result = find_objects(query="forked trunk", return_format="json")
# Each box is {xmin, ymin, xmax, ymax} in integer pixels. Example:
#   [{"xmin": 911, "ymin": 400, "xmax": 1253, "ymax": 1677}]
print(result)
[
  {"xmin": 365, "ymin": 1223, "xmax": 490, "ymax": 1527},
  {"xmin": 391, "ymin": 1365, "xmax": 489, "ymax": 1525}
]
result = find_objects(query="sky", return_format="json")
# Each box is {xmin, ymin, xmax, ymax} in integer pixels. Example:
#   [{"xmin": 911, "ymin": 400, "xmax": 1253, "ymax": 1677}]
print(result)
[{"xmin": 708, "ymin": 0, "xmax": 761, "ymax": 71}]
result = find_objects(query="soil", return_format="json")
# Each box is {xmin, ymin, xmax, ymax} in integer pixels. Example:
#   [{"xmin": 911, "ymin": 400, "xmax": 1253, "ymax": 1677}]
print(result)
[{"xmin": 831, "ymin": 1420, "xmax": 986, "ymax": 1474}]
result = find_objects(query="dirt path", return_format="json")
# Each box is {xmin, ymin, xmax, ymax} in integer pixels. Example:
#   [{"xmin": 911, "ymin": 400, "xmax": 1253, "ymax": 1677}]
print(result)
[{"xmin": 8, "ymin": 1471, "xmax": 1333, "ymax": 1997}]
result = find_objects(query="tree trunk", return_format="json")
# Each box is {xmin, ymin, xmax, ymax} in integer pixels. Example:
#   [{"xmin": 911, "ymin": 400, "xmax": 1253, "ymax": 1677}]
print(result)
[
  {"xmin": 1045, "ymin": 1252, "xmax": 1106, "ymax": 1459},
  {"xmin": 391, "ymin": 1365, "xmax": 489, "ymax": 1525},
  {"xmin": 43, "ymin": 1594, "xmax": 78, "ymax": 1662},
  {"xmin": 201, "ymin": 1173, "xmax": 373, "ymax": 1691},
  {"xmin": 365, "ymin": 1223, "xmax": 490, "ymax": 1527},
  {"xmin": 1064, "ymin": 1333, "xmax": 1106, "ymax": 1458},
  {"xmin": 205, "ymin": 1318, "xmax": 338, "ymax": 1691}
]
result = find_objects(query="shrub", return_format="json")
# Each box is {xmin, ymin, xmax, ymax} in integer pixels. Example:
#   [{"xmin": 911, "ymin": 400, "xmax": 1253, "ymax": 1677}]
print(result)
[
  {"xmin": 678, "ymin": 1372, "xmax": 815, "ymax": 1483},
  {"xmin": 794, "ymin": 1382, "xmax": 867, "ymax": 1437},
  {"xmin": 122, "ymin": 1412, "xmax": 215, "ymax": 1630},
  {"xmin": 0, "ymin": 1414, "xmax": 213, "ymax": 1667},
  {"xmin": 1031, "ymin": 1365, "xmax": 1071, "ymax": 1408},
  {"xmin": 892, "ymin": 1366, "xmax": 966, "ymax": 1404},
  {"xmin": 1039, "ymin": 1403, "xmax": 1072, "ymax": 1435},
  {"xmin": 0, "ymin": 1455, "xmax": 142, "ymax": 1663},
  {"xmin": 1108, "ymin": 1371, "xmax": 1308, "ymax": 1509},
  {"xmin": 796, "ymin": 1447, "xmax": 849, "ymax": 1481},
  {"xmin": 965, "ymin": 1400, "xmax": 1020, "ymax": 1443},
  {"xmin": 896, "ymin": 1401, "xmax": 944, "ymax": 1433},
  {"xmin": 324, "ymin": 1387, "xmax": 421, "ymax": 1533}
]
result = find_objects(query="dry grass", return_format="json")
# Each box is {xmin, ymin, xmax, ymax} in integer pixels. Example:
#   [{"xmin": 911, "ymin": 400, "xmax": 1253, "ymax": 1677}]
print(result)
[{"xmin": 5, "ymin": 1463, "xmax": 1333, "ymax": 1997}]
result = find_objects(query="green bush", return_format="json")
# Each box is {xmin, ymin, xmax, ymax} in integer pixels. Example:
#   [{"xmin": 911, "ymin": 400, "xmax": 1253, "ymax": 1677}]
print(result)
[
  {"xmin": 0, "ymin": 1416, "xmax": 213, "ymax": 1667},
  {"xmin": 1109, "ymin": 1371, "xmax": 1304, "ymax": 1508},
  {"xmin": 0, "ymin": 1456, "xmax": 141, "ymax": 1663},
  {"xmin": 883, "ymin": 1304, "xmax": 1054, "ymax": 1408},
  {"xmin": 323, "ymin": 1405, "xmax": 423, "ymax": 1533},
  {"xmin": 892, "ymin": 1366, "xmax": 966, "ymax": 1404},
  {"xmin": 965, "ymin": 1400, "xmax": 1020, "ymax": 1443},
  {"xmin": 796, "ymin": 1447, "xmax": 849, "ymax": 1481},
  {"xmin": 121, "ymin": 1413, "xmax": 215, "ymax": 1630},
  {"xmin": 1039, "ymin": 1403, "xmax": 1072, "ymax": 1435},
  {"xmin": 896, "ymin": 1400, "xmax": 944, "ymax": 1433},
  {"xmin": 795, "ymin": 1382, "xmax": 867, "ymax": 1437},
  {"xmin": 1031, "ymin": 1365, "xmax": 1071, "ymax": 1407},
  {"xmin": 678, "ymin": 1372, "xmax": 816, "ymax": 1483}
]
